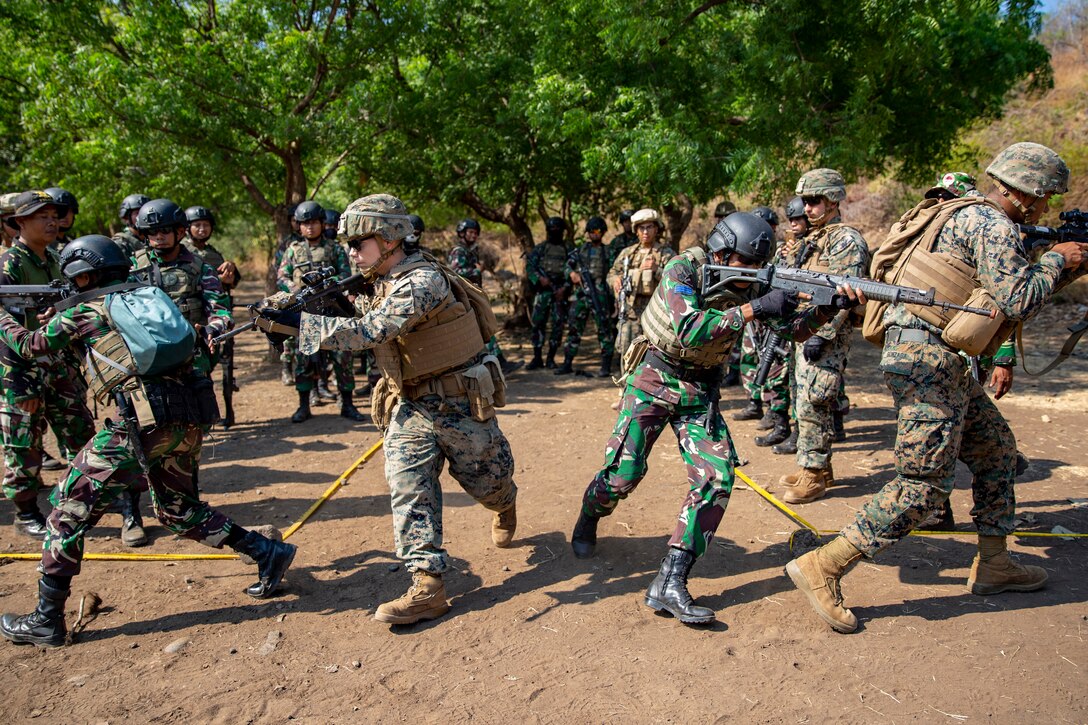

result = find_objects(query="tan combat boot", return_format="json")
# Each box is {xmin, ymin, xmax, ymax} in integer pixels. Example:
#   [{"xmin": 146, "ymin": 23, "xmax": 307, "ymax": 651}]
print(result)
[
  {"xmin": 779, "ymin": 462, "xmax": 835, "ymax": 489},
  {"xmin": 374, "ymin": 571, "xmax": 451, "ymax": 625},
  {"xmin": 782, "ymin": 468, "xmax": 832, "ymax": 503},
  {"xmin": 492, "ymin": 503, "xmax": 517, "ymax": 548},
  {"xmin": 967, "ymin": 535, "xmax": 1048, "ymax": 595},
  {"xmin": 785, "ymin": 536, "xmax": 863, "ymax": 633}
]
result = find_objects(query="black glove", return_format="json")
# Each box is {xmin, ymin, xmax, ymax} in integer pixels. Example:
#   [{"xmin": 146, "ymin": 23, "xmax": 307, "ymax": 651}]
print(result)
[
  {"xmin": 750, "ymin": 289, "xmax": 801, "ymax": 321},
  {"xmin": 803, "ymin": 336, "xmax": 827, "ymax": 363},
  {"xmin": 821, "ymin": 292, "xmax": 864, "ymax": 313},
  {"xmin": 260, "ymin": 307, "xmax": 302, "ymax": 330}
]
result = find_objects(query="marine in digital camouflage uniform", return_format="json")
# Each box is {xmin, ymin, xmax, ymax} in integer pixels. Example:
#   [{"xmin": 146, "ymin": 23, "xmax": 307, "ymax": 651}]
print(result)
[
  {"xmin": 556, "ymin": 217, "xmax": 616, "ymax": 377},
  {"xmin": 787, "ymin": 142, "xmax": 1087, "ymax": 634},
  {"xmin": 0, "ymin": 235, "xmax": 296, "ymax": 649},
  {"xmin": 778, "ymin": 169, "xmax": 870, "ymax": 505},
  {"xmin": 282, "ymin": 193, "xmax": 517, "ymax": 626},
  {"xmin": 570, "ymin": 212, "xmax": 864, "ymax": 625},
  {"xmin": 609, "ymin": 208, "xmax": 675, "ymax": 364},
  {"xmin": 524, "ymin": 216, "xmax": 572, "ymax": 369},
  {"xmin": 0, "ymin": 192, "xmax": 95, "ymax": 539}
]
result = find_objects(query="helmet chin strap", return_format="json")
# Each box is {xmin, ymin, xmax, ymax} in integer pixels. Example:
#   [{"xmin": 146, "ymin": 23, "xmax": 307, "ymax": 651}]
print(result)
[
  {"xmin": 809, "ymin": 201, "xmax": 836, "ymax": 227},
  {"xmin": 359, "ymin": 238, "xmax": 403, "ymax": 280},
  {"xmin": 995, "ymin": 181, "xmax": 1038, "ymax": 220}
]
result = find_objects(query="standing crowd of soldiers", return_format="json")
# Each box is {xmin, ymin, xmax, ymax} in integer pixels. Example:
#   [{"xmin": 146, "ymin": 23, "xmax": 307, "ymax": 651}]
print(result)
[{"xmin": 0, "ymin": 140, "xmax": 1083, "ymax": 648}]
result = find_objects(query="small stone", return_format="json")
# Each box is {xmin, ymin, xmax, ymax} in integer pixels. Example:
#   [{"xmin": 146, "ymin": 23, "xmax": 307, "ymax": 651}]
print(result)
[
  {"xmin": 164, "ymin": 562, "xmax": 175, "ymax": 567},
  {"xmin": 501, "ymin": 566, "xmax": 510, "ymax": 572},
  {"xmin": 276, "ymin": 613, "xmax": 286, "ymax": 622},
  {"xmin": 228, "ymin": 647, "xmax": 238, "ymax": 655},
  {"xmin": 164, "ymin": 637, "xmax": 190, "ymax": 654},
  {"xmin": 258, "ymin": 630, "xmax": 282, "ymax": 656},
  {"xmin": 129, "ymin": 642, "xmax": 138, "ymax": 649},
  {"xmin": 1041, "ymin": 415, "xmax": 1052, "ymax": 423},
  {"xmin": 387, "ymin": 563, "xmax": 399, "ymax": 572},
  {"xmin": 326, "ymin": 664, "xmax": 339, "ymax": 673},
  {"xmin": 352, "ymin": 660, "xmax": 361, "ymax": 668},
  {"xmin": 29, "ymin": 710, "xmax": 42, "ymax": 718},
  {"xmin": 67, "ymin": 674, "xmax": 88, "ymax": 687},
  {"xmin": 183, "ymin": 576, "xmax": 195, "ymax": 585}
]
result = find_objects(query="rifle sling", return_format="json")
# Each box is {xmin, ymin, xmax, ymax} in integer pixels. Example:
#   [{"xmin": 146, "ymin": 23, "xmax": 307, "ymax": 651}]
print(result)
[
  {"xmin": 1016, "ymin": 313, "xmax": 1088, "ymax": 376},
  {"xmin": 54, "ymin": 282, "xmax": 147, "ymax": 312}
]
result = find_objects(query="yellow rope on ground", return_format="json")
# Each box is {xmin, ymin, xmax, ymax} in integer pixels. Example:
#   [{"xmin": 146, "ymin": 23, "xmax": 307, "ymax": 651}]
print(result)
[
  {"xmin": 0, "ymin": 439, "xmax": 385, "ymax": 563},
  {"xmin": 735, "ymin": 468, "xmax": 1088, "ymax": 539}
]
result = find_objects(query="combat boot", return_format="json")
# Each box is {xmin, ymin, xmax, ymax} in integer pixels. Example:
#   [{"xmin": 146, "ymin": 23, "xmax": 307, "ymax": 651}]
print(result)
[
  {"xmin": 119, "ymin": 489, "xmax": 148, "ymax": 547},
  {"xmin": 918, "ymin": 499, "xmax": 956, "ymax": 532},
  {"xmin": 316, "ymin": 380, "xmax": 337, "ymax": 402},
  {"xmin": 772, "ymin": 429, "xmax": 798, "ymax": 455},
  {"xmin": 40, "ymin": 451, "xmax": 65, "ymax": 471},
  {"xmin": 832, "ymin": 410, "xmax": 846, "ymax": 442},
  {"xmin": 291, "ymin": 391, "xmax": 312, "ymax": 424},
  {"xmin": 756, "ymin": 410, "xmax": 776, "ymax": 431},
  {"xmin": 492, "ymin": 502, "xmax": 517, "ymax": 548},
  {"xmin": 721, "ymin": 367, "xmax": 740, "ymax": 387},
  {"xmin": 230, "ymin": 530, "xmax": 297, "ymax": 598},
  {"xmin": 644, "ymin": 548, "xmax": 715, "ymax": 624},
  {"xmin": 280, "ymin": 359, "xmax": 293, "ymax": 386},
  {"xmin": 13, "ymin": 502, "xmax": 47, "ymax": 540},
  {"xmin": 545, "ymin": 345, "xmax": 558, "ymax": 369},
  {"xmin": 554, "ymin": 353, "xmax": 575, "ymax": 376},
  {"xmin": 374, "ymin": 571, "xmax": 450, "ymax": 625},
  {"xmin": 754, "ymin": 412, "xmax": 790, "ymax": 447},
  {"xmin": 0, "ymin": 578, "xmax": 70, "ymax": 648},
  {"xmin": 596, "ymin": 353, "xmax": 613, "ymax": 378},
  {"xmin": 500, "ymin": 356, "xmax": 524, "ymax": 375},
  {"xmin": 786, "ymin": 536, "xmax": 863, "ymax": 633},
  {"xmin": 340, "ymin": 395, "xmax": 367, "ymax": 422},
  {"xmin": 782, "ymin": 467, "xmax": 833, "ymax": 503},
  {"xmin": 570, "ymin": 510, "xmax": 599, "ymax": 559},
  {"xmin": 967, "ymin": 535, "xmax": 1047, "ymax": 595},
  {"xmin": 732, "ymin": 399, "xmax": 763, "ymax": 421},
  {"xmin": 526, "ymin": 347, "xmax": 544, "ymax": 370}
]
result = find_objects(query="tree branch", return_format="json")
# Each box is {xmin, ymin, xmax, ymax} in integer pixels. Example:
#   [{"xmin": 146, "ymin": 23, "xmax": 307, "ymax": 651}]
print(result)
[
  {"xmin": 310, "ymin": 144, "xmax": 355, "ymax": 196},
  {"xmin": 241, "ymin": 173, "xmax": 276, "ymax": 215}
]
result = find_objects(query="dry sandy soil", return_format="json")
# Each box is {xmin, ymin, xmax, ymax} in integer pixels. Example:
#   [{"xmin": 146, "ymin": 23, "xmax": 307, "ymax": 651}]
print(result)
[{"xmin": 1, "ymin": 290, "xmax": 1086, "ymax": 724}]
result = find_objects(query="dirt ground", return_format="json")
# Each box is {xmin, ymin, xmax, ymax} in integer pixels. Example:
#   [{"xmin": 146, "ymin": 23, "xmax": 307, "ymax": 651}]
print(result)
[{"xmin": 1, "ymin": 289, "xmax": 1086, "ymax": 724}]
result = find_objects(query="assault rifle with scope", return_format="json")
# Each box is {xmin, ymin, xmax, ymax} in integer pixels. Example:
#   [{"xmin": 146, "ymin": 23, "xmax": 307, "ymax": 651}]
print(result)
[{"xmin": 1018, "ymin": 209, "xmax": 1088, "ymax": 251}]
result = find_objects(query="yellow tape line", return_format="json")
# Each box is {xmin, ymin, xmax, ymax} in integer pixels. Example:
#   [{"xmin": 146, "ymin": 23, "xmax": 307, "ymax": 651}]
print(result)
[
  {"xmin": 0, "ymin": 439, "xmax": 384, "ymax": 563},
  {"xmin": 735, "ymin": 468, "xmax": 1088, "ymax": 539}
]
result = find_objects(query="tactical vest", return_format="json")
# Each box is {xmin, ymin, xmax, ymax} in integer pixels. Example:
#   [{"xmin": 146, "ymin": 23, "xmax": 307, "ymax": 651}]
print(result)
[
  {"xmin": 368, "ymin": 256, "xmax": 486, "ymax": 395},
  {"xmin": 134, "ymin": 249, "xmax": 206, "ymax": 326},
  {"xmin": 289, "ymin": 240, "xmax": 334, "ymax": 287},
  {"xmin": 538, "ymin": 242, "xmax": 569, "ymax": 278},
  {"xmin": 578, "ymin": 244, "xmax": 609, "ymax": 283},
  {"xmin": 799, "ymin": 223, "xmax": 847, "ymax": 274},
  {"xmin": 626, "ymin": 243, "xmax": 670, "ymax": 296},
  {"xmin": 640, "ymin": 248, "xmax": 749, "ymax": 368},
  {"xmin": 184, "ymin": 239, "xmax": 225, "ymax": 270}
]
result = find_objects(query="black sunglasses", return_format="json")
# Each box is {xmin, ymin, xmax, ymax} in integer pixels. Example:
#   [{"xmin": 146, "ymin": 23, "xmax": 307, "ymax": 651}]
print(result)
[
  {"xmin": 346, "ymin": 234, "xmax": 376, "ymax": 251},
  {"xmin": 801, "ymin": 196, "xmax": 823, "ymax": 206}
]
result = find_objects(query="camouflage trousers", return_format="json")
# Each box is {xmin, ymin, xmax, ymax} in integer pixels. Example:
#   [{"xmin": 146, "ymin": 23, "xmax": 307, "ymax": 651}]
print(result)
[
  {"xmin": 563, "ymin": 288, "xmax": 616, "ymax": 358},
  {"xmin": 1, "ymin": 372, "xmax": 95, "ymax": 505},
  {"xmin": 295, "ymin": 349, "xmax": 355, "ymax": 393},
  {"xmin": 613, "ymin": 296, "xmax": 651, "ymax": 363},
  {"xmin": 739, "ymin": 322, "xmax": 790, "ymax": 413},
  {"xmin": 385, "ymin": 394, "xmax": 517, "ymax": 574},
  {"xmin": 793, "ymin": 332, "xmax": 851, "ymax": 469},
  {"xmin": 581, "ymin": 368, "xmax": 739, "ymax": 557},
  {"xmin": 530, "ymin": 289, "xmax": 569, "ymax": 350},
  {"xmin": 842, "ymin": 340, "xmax": 1016, "ymax": 557},
  {"xmin": 42, "ymin": 420, "xmax": 236, "ymax": 576}
]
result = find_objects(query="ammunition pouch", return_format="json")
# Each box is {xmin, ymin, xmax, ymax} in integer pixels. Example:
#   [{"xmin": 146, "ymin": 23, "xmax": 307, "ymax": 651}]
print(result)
[
  {"xmin": 143, "ymin": 376, "xmax": 221, "ymax": 427},
  {"xmin": 617, "ymin": 335, "xmax": 650, "ymax": 384}
]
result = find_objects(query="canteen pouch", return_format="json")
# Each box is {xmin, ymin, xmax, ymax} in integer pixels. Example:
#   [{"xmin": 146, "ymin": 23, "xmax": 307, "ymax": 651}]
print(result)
[{"xmin": 940, "ymin": 287, "xmax": 1008, "ymax": 357}]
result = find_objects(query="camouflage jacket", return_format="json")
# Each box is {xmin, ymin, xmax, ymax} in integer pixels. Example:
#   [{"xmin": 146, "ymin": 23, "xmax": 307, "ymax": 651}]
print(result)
[
  {"xmin": 608, "ymin": 242, "xmax": 675, "ymax": 293},
  {"xmin": 0, "ymin": 241, "xmax": 73, "ymax": 402},
  {"xmin": 798, "ymin": 216, "xmax": 868, "ymax": 340},
  {"xmin": 277, "ymin": 238, "xmax": 351, "ymax": 293},
  {"xmin": 133, "ymin": 246, "xmax": 233, "ymax": 336},
  {"xmin": 526, "ymin": 241, "xmax": 571, "ymax": 288},
  {"xmin": 183, "ymin": 237, "xmax": 240, "ymax": 291},
  {"xmin": 608, "ymin": 232, "xmax": 637, "ymax": 259},
  {"xmin": 882, "ymin": 202, "xmax": 1082, "ymax": 332},
  {"xmin": 448, "ymin": 244, "xmax": 482, "ymax": 286},
  {"xmin": 111, "ymin": 228, "xmax": 145, "ymax": 258},
  {"xmin": 568, "ymin": 241, "xmax": 613, "ymax": 292},
  {"xmin": 275, "ymin": 232, "xmax": 303, "ymax": 269}
]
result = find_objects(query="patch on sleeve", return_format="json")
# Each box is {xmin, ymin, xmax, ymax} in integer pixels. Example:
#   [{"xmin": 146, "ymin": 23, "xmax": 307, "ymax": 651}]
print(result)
[{"xmin": 674, "ymin": 284, "xmax": 695, "ymax": 296}]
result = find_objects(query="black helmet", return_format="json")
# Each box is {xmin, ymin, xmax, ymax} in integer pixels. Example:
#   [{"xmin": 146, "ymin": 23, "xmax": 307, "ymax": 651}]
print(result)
[
  {"xmin": 618, "ymin": 209, "xmax": 634, "ymax": 224},
  {"xmin": 44, "ymin": 187, "xmax": 78, "ymax": 215},
  {"xmin": 323, "ymin": 209, "xmax": 340, "ymax": 226},
  {"xmin": 456, "ymin": 218, "xmax": 480, "ymax": 235},
  {"xmin": 714, "ymin": 200, "xmax": 737, "ymax": 219},
  {"xmin": 785, "ymin": 196, "xmax": 806, "ymax": 220},
  {"xmin": 135, "ymin": 199, "xmax": 187, "ymax": 232},
  {"xmin": 185, "ymin": 205, "xmax": 215, "ymax": 227},
  {"xmin": 585, "ymin": 216, "xmax": 607, "ymax": 233},
  {"xmin": 60, "ymin": 235, "xmax": 132, "ymax": 280},
  {"xmin": 545, "ymin": 216, "xmax": 565, "ymax": 232},
  {"xmin": 407, "ymin": 214, "xmax": 425, "ymax": 234},
  {"xmin": 751, "ymin": 205, "xmax": 780, "ymax": 227},
  {"xmin": 294, "ymin": 201, "xmax": 324, "ymax": 223},
  {"xmin": 705, "ymin": 212, "xmax": 775, "ymax": 266},
  {"xmin": 119, "ymin": 193, "xmax": 150, "ymax": 221}
]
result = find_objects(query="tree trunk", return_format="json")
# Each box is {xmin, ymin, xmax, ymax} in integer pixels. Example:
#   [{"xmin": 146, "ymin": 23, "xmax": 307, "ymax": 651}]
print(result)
[{"xmin": 662, "ymin": 193, "xmax": 695, "ymax": 249}]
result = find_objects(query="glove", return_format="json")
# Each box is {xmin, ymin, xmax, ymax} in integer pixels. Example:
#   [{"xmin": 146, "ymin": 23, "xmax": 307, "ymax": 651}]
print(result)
[
  {"xmin": 803, "ymin": 336, "xmax": 827, "ymax": 363},
  {"xmin": 259, "ymin": 307, "xmax": 301, "ymax": 330},
  {"xmin": 750, "ymin": 289, "xmax": 801, "ymax": 321},
  {"xmin": 820, "ymin": 290, "xmax": 865, "ymax": 314}
]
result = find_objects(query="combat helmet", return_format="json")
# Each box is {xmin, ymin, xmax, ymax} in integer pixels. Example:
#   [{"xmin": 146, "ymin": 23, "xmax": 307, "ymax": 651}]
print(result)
[
  {"xmin": 924, "ymin": 172, "xmax": 977, "ymax": 200},
  {"xmin": 618, "ymin": 209, "xmax": 634, "ymax": 224},
  {"xmin": 456, "ymin": 218, "xmax": 481, "ymax": 236},
  {"xmin": 59, "ymin": 234, "xmax": 132, "ymax": 285},
  {"xmin": 45, "ymin": 188, "xmax": 78, "ymax": 215},
  {"xmin": 795, "ymin": 168, "xmax": 847, "ymax": 203},
  {"xmin": 713, "ymin": 200, "xmax": 737, "ymax": 219},
  {"xmin": 294, "ymin": 201, "xmax": 324, "ymax": 223},
  {"xmin": 338, "ymin": 194, "xmax": 414, "ymax": 276},
  {"xmin": 185, "ymin": 205, "xmax": 216, "ymax": 227},
  {"xmin": 705, "ymin": 212, "xmax": 775, "ymax": 267},
  {"xmin": 407, "ymin": 214, "xmax": 425, "ymax": 235},
  {"xmin": 119, "ymin": 193, "xmax": 150, "ymax": 221},
  {"xmin": 751, "ymin": 205, "xmax": 780, "ymax": 227},
  {"xmin": 785, "ymin": 196, "xmax": 806, "ymax": 220},
  {"xmin": 986, "ymin": 142, "xmax": 1069, "ymax": 198},
  {"xmin": 135, "ymin": 199, "xmax": 187, "ymax": 232},
  {"xmin": 630, "ymin": 208, "xmax": 661, "ymax": 229},
  {"xmin": 585, "ymin": 216, "xmax": 607, "ymax": 233}
]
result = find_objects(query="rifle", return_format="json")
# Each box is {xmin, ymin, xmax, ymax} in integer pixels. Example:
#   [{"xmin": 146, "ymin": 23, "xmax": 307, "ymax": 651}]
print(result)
[
  {"xmin": 1018, "ymin": 209, "xmax": 1088, "ymax": 250},
  {"xmin": 570, "ymin": 247, "xmax": 607, "ymax": 326},
  {"xmin": 0, "ymin": 279, "xmax": 76, "ymax": 319},
  {"xmin": 220, "ymin": 336, "xmax": 237, "ymax": 428},
  {"xmin": 525, "ymin": 249, "xmax": 571, "ymax": 302},
  {"xmin": 752, "ymin": 330, "xmax": 790, "ymax": 389},
  {"xmin": 211, "ymin": 266, "xmax": 366, "ymax": 345},
  {"xmin": 617, "ymin": 255, "xmax": 633, "ymax": 319},
  {"xmin": 701, "ymin": 265, "xmax": 997, "ymax": 318}
]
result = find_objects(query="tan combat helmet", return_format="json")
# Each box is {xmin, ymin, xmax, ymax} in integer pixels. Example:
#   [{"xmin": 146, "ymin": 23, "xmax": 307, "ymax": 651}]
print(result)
[
  {"xmin": 630, "ymin": 208, "xmax": 662, "ymax": 229},
  {"xmin": 795, "ymin": 168, "xmax": 847, "ymax": 203},
  {"xmin": 338, "ymin": 194, "xmax": 415, "ymax": 276},
  {"xmin": 986, "ymin": 142, "xmax": 1069, "ymax": 198}
]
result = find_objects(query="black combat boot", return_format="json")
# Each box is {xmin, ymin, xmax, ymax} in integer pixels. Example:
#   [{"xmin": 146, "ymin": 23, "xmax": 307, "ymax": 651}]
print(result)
[
  {"xmin": 772, "ymin": 428, "xmax": 798, "ymax": 455},
  {"xmin": 554, "ymin": 353, "xmax": 575, "ymax": 376},
  {"xmin": 596, "ymin": 353, "xmax": 613, "ymax": 378},
  {"xmin": 119, "ymin": 489, "xmax": 148, "ymax": 547},
  {"xmin": 13, "ymin": 501, "xmax": 47, "ymax": 540},
  {"xmin": 919, "ymin": 499, "xmax": 956, "ymax": 532},
  {"xmin": 732, "ymin": 399, "xmax": 763, "ymax": 421},
  {"xmin": 0, "ymin": 578, "xmax": 70, "ymax": 647},
  {"xmin": 833, "ymin": 410, "xmax": 846, "ymax": 442},
  {"xmin": 230, "ymin": 531, "xmax": 298, "ymax": 599},
  {"xmin": 545, "ymin": 345, "xmax": 558, "ymax": 369},
  {"xmin": 526, "ymin": 347, "xmax": 544, "ymax": 370},
  {"xmin": 756, "ymin": 410, "xmax": 775, "ymax": 431},
  {"xmin": 644, "ymin": 548, "xmax": 715, "ymax": 624},
  {"xmin": 500, "ymin": 356, "xmax": 524, "ymax": 375},
  {"xmin": 755, "ymin": 412, "xmax": 791, "ymax": 447},
  {"xmin": 721, "ymin": 367, "xmax": 740, "ymax": 387},
  {"xmin": 570, "ymin": 511, "xmax": 599, "ymax": 559},
  {"xmin": 291, "ymin": 390, "xmax": 312, "ymax": 424},
  {"xmin": 316, "ymin": 379, "xmax": 337, "ymax": 402},
  {"xmin": 40, "ymin": 451, "xmax": 65, "ymax": 471},
  {"xmin": 340, "ymin": 395, "xmax": 367, "ymax": 422}
]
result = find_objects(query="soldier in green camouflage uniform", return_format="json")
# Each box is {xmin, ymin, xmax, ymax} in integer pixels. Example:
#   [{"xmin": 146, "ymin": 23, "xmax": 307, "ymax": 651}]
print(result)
[
  {"xmin": 556, "ymin": 216, "xmax": 616, "ymax": 377},
  {"xmin": 111, "ymin": 193, "xmax": 150, "ymax": 258},
  {"xmin": 607, "ymin": 209, "xmax": 637, "ymax": 260},
  {"xmin": 277, "ymin": 201, "xmax": 365, "ymax": 423},
  {"xmin": 570, "ymin": 213, "xmax": 864, "ymax": 625},
  {"xmin": 778, "ymin": 170, "xmax": 870, "ymax": 505},
  {"xmin": 448, "ymin": 219, "xmax": 518, "ymax": 373},
  {"xmin": 281, "ymin": 194, "xmax": 517, "ymax": 626},
  {"xmin": 0, "ymin": 192, "xmax": 18, "ymax": 249},
  {"xmin": 0, "ymin": 235, "xmax": 296, "ymax": 648},
  {"xmin": 770, "ymin": 196, "xmax": 812, "ymax": 455},
  {"xmin": 609, "ymin": 209, "xmax": 675, "ymax": 363},
  {"xmin": 0, "ymin": 192, "xmax": 96, "ymax": 539},
  {"xmin": 787, "ymin": 142, "xmax": 1087, "ymax": 635},
  {"xmin": 525, "ymin": 217, "xmax": 572, "ymax": 369},
  {"xmin": 183, "ymin": 205, "xmax": 240, "ymax": 293}
]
